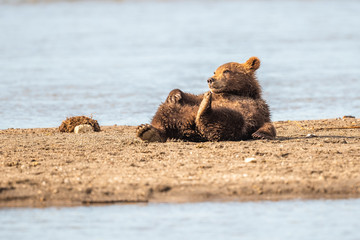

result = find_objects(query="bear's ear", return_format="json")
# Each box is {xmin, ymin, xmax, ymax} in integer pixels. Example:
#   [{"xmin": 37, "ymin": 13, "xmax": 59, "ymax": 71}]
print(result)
[{"xmin": 245, "ymin": 57, "xmax": 260, "ymax": 71}]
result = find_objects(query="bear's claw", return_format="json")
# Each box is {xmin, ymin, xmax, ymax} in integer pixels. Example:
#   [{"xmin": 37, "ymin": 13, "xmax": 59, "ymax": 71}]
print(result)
[
  {"xmin": 136, "ymin": 124, "xmax": 165, "ymax": 142},
  {"xmin": 252, "ymin": 131, "xmax": 274, "ymax": 140}
]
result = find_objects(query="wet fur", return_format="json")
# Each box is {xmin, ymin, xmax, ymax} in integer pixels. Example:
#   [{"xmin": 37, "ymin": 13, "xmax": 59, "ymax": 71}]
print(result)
[{"xmin": 136, "ymin": 57, "xmax": 276, "ymax": 142}]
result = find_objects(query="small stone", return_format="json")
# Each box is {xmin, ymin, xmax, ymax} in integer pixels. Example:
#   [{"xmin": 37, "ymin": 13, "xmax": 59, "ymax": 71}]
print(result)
[
  {"xmin": 306, "ymin": 134, "xmax": 317, "ymax": 138},
  {"xmin": 244, "ymin": 157, "xmax": 256, "ymax": 163},
  {"xmin": 157, "ymin": 185, "xmax": 172, "ymax": 192},
  {"xmin": 74, "ymin": 124, "xmax": 94, "ymax": 134},
  {"xmin": 85, "ymin": 188, "xmax": 92, "ymax": 194}
]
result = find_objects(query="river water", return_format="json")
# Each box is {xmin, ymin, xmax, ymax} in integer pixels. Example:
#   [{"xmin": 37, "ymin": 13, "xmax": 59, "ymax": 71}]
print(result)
[
  {"xmin": 1, "ymin": 199, "xmax": 360, "ymax": 240},
  {"xmin": 0, "ymin": 0, "xmax": 359, "ymax": 129}
]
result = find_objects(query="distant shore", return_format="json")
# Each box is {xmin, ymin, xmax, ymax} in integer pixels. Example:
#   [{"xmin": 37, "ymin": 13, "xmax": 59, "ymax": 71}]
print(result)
[{"xmin": 1, "ymin": 118, "xmax": 359, "ymax": 208}]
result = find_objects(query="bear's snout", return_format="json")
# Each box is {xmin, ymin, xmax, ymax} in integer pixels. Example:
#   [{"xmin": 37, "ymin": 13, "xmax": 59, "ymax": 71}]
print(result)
[{"xmin": 207, "ymin": 78, "xmax": 215, "ymax": 84}]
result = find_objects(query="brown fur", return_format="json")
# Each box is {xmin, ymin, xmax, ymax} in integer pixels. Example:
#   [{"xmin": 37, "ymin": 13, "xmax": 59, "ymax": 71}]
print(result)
[
  {"xmin": 59, "ymin": 116, "xmax": 101, "ymax": 133},
  {"xmin": 136, "ymin": 57, "xmax": 276, "ymax": 142}
]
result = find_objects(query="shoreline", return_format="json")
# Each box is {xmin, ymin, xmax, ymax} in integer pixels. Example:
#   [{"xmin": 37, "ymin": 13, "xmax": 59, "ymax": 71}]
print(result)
[{"xmin": 1, "ymin": 118, "xmax": 359, "ymax": 208}]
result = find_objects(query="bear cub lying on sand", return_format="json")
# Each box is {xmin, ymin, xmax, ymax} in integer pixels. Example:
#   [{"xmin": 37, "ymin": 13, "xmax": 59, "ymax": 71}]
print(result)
[{"xmin": 137, "ymin": 57, "xmax": 276, "ymax": 142}]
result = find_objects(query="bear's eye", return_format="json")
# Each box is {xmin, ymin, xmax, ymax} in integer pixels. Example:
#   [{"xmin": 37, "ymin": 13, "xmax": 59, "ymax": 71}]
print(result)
[{"xmin": 223, "ymin": 70, "xmax": 231, "ymax": 74}]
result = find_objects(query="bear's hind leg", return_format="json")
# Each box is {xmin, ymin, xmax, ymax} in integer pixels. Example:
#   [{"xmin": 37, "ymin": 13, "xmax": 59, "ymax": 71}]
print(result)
[
  {"xmin": 252, "ymin": 122, "xmax": 276, "ymax": 140},
  {"xmin": 165, "ymin": 89, "xmax": 183, "ymax": 104},
  {"xmin": 166, "ymin": 89, "xmax": 203, "ymax": 106},
  {"xmin": 136, "ymin": 124, "xmax": 166, "ymax": 142}
]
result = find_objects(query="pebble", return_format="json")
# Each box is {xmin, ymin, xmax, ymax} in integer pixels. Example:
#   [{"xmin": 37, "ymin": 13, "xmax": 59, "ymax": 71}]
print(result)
[
  {"xmin": 343, "ymin": 115, "xmax": 355, "ymax": 119},
  {"xmin": 244, "ymin": 157, "xmax": 256, "ymax": 163},
  {"xmin": 306, "ymin": 133, "xmax": 317, "ymax": 138},
  {"xmin": 74, "ymin": 124, "xmax": 93, "ymax": 134}
]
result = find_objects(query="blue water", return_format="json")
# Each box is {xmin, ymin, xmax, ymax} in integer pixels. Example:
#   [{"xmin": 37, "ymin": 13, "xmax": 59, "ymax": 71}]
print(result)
[
  {"xmin": 1, "ymin": 199, "xmax": 360, "ymax": 240},
  {"xmin": 0, "ymin": 0, "xmax": 360, "ymax": 129}
]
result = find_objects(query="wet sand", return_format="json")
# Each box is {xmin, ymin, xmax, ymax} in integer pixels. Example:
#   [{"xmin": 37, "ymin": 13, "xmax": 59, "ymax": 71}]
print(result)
[{"xmin": 1, "ymin": 118, "xmax": 359, "ymax": 208}]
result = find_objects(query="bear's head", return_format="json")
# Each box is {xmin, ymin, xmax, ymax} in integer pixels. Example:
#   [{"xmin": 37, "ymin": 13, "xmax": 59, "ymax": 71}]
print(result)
[{"xmin": 207, "ymin": 57, "xmax": 262, "ymax": 99}]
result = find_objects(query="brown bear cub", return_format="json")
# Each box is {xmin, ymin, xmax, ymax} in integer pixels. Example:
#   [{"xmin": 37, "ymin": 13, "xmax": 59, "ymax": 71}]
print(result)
[{"xmin": 136, "ymin": 56, "xmax": 276, "ymax": 142}]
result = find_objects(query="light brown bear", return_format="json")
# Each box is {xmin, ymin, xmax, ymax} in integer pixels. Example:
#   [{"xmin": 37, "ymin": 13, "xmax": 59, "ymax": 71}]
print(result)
[{"xmin": 136, "ymin": 56, "xmax": 276, "ymax": 142}]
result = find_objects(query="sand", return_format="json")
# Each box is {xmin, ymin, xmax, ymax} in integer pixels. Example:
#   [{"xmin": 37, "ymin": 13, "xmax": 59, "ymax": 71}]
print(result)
[{"xmin": 0, "ymin": 118, "xmax": 359, "ymax": 208}]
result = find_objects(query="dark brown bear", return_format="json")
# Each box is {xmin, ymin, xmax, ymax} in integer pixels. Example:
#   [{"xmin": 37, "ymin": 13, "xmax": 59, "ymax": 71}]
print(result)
[{"xmin": 136, "ymin": 57, "xmax": 276, "ymax": 142}]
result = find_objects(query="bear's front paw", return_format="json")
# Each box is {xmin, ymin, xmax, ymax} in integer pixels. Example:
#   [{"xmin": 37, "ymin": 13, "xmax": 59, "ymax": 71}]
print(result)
[
  {"xmin": 166, "ymin": 89, "xmax": 183, "ymax": 104},
  {"xmin": 136, "ymin": 124, "xmax": 166, "ymax": 142},
  {"xmin": 196, "ymin": 92, "xmax": 212, "ymax": 122},
  {"xmin": 199, "ymin": 91, "xmax": 212, "ymax": 112}
]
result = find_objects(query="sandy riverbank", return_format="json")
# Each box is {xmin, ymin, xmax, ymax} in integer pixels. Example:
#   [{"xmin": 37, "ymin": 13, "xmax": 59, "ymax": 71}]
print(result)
[{"xmin": 1, "ymin": 118, "xmax": 359, "ymax": 208}]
